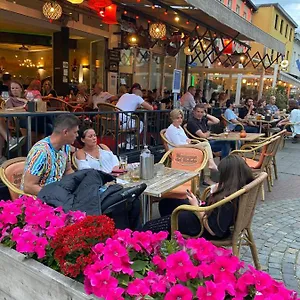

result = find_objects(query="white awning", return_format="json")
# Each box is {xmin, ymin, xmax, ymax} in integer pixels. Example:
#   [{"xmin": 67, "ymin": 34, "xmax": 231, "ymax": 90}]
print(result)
[{"xmin": 279, "ymin": 71, "xmax": 300, "ymax": 87}]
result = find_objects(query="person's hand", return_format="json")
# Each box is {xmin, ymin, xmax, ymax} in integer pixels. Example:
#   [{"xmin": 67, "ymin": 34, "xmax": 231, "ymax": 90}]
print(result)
[
  {"xmin": 186, "ymin": 191, "xmax": 199, "ymax": 207},
  {"xmin": 250, "ymin": 104, "xmax": 254, "ymax": 110},
  {"xmin": 187, "ymin": 138, "xmax": 191, "ymax": 144}
]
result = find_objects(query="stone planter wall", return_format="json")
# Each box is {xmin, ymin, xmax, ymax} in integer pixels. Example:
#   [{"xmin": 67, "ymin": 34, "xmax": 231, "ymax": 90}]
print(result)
[{"xmin": 0, "ymin": 245, "xmax": 97, "ymax": 300}]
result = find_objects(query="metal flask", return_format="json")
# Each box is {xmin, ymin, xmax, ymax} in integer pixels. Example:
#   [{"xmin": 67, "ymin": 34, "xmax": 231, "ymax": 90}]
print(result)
[{"xmin": 140, "ymin": 146, "xmax": 154, "ymax": 180}]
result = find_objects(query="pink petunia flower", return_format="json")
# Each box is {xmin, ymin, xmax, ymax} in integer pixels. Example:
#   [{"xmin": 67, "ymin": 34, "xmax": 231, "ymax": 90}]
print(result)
[
  {"xmin": 127, "ymin": 278, "xmax": 151, "ymax": 297},
  {"xmin": 166, "ymin": 250, "xmax": 194, "ymax": 282},
  {"xmin": 165, "ymin": 284, "xmax": 193, "ymax": 300},
  {"xmin": 34, "ymin": 236, "xmax": 48, "ymax": 259},
  {"xmin": 152, "ymin": 255, "xmax": 167, "ymax": 271},
  {"xmin": 14, "ymin": 230, "xmax": 37, "ymax": 254},
  {"xmin": 196, "ymin": 281, "xmax": 226, "ymax": 300},
  {"xmin": 0, "ymin": 204, "xmax": 22, "ymax": 225},
  {"xmin": 89, "ymin": 269, "xmax": 119, "ymax": 298}
]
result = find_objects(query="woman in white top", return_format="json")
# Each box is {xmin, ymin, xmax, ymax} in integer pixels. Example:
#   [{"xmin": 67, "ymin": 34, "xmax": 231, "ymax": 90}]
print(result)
[
  {"xmin": 75, "ymin": 128, "xmax": 119, "ymax": 173},
  {"xmin": 278, "ymin": 100, "xmax": 300, "ymax": 143},
  {"xmin": 165, "ymin": 109, "xmax": 217, "ymax": 184}
]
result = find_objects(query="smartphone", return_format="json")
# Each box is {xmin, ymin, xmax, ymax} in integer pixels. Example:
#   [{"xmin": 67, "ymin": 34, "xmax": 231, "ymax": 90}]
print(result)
[{"xmin": 186, "ymin": 189, "xmax": 192, "ymax": 197}]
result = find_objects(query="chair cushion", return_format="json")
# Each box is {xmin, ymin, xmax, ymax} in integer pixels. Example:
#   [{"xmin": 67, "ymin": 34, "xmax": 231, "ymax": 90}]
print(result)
[{"xmin": 244, "ymin": 158, "xmax": 260, "ymax": 169}]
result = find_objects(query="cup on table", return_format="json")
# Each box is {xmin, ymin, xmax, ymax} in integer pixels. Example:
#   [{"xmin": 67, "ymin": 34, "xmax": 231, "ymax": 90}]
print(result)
[
  {"xmin": 155, "ymin": 163, "xmax": 165, "ymax": 176},
  {"xmin": 224, "ymin": 126, "xmax": 230, "ymax": 137},
  {"xmin": 119, "ymin": 155, "xmax": 128, "ymax": 170},
  {"xmin": 129, "ymin": 168, "xmax": 140, "ymax": 182}
]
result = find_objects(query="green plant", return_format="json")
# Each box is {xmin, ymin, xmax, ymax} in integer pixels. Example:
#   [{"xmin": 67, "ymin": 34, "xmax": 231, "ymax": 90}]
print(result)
[{"xmin": 265, "ymin": 87, "xmax": 288, "ymax": 109}]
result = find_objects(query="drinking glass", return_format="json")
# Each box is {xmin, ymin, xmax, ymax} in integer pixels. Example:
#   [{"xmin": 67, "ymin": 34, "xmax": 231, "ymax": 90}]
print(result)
[
  {"xmin": 26, "ymin": 91, "xmax": 34, "ymax": 101},
  {"xmin": 119, "ymin": 155, "xmax": 128, "ymax": 170},
  {"xmin": 224, "ymin": 126, "xmax": 230, "ymax": 137},
  {"xmin": 1, "ymin": 92, "xmax": 9, "ymax": 101},
  {"xmin": 130, "ymin": 168, "xmax": 140, "ymax": 182},
  {"xmin": 155, "ymin": 163, "xmax": 165, "ymax": 177}
]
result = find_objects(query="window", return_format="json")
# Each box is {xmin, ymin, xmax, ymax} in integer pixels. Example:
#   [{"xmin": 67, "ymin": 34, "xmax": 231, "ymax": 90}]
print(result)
[
  {"xmin": 289, "ymin": 28, "xmax": 293, "ymax": 41},
  {"xmin": 285, "ymin": 24, "xmax": 288, "ymax": 38},
  {"xmin": 236, "ymin": 4, "xmax": 240, "ymax": 14},
  {"xmin": 243, "ymin": 12, "xmax": 247, "ymax": 19},
  {"xmin": 280, "ymin": 20, "xmax": 284, "ymax": 34},
  {"xmin": 274, "ymin": 14, "xmax": 279, "ymax": 29},
  {"xmin": 227, "ymin": 0, "xmax": 232, "ymax": 9}
]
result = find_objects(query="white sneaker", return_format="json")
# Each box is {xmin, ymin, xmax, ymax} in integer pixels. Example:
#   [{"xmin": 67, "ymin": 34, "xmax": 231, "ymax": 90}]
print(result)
[
  {"xmin": 126, "ymin": 144, "xmax": 135, "ymax": 150},
  {"xmin": 118, "ymin": 142, "xmax": 126, "ymax": 149},
  {"xmin": 8, "ymin": 136, "xmax": 26, "ymax": 151}
]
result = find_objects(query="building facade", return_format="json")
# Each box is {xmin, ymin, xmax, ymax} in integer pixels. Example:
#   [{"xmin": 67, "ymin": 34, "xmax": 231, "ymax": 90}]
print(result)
[
  {"xmin": 219, "ymin": 0, "xmax": 257, "ymax": 23},
  {"xmin": 251, "ymin": 3, "xmax": 298, "ymax": 72}
]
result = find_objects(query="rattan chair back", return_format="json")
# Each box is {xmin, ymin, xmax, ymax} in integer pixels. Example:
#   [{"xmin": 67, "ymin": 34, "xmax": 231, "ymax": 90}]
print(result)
[{"xmin": 0, "ymin": 157, "xmax": 33, "ymax": 200}]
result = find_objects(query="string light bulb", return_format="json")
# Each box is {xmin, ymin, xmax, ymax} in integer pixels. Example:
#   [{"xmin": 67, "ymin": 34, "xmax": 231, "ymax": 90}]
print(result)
[{"xmin": 174, "ymin": 16, "xmax": 180, "ymax": 22}]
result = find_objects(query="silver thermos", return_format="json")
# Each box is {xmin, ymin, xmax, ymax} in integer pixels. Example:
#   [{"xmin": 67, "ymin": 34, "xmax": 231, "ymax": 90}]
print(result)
[{"xmin": 140, "ymin": 145, "xmax": 154, "ymax": 180}]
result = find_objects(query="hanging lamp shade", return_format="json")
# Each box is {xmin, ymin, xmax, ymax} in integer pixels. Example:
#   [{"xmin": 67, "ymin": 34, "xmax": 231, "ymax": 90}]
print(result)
[
  {"xmin": 102, "ymin": 4, "xmax": 118, "ymax": 24},
  {"xmin": 88, "ymin": 0, "xmax": 112, "ymax": 10},
  {"xmin": 149, "ymin": 23, "xmax": 166, "ymax": 39},
  {"xmin": 67, "ymin": 0, "xmax": 84, "ymax": 4},
  {"xmin": 222, "ymin": 39, "xmax": 233, "ymax": 54},
  {"xmin": 42, "ymin": 1, "xmax": 62, "ymax": 20}
]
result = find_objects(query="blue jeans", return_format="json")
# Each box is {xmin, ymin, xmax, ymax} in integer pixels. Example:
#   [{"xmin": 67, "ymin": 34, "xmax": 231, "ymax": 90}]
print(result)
[
  {"xmin": 209, "ymin": 140, "xmax": 231, "ymax": 158},
  {"xmin": 235, "ymin": 125, "xmax": 259, "ymax": 133}
]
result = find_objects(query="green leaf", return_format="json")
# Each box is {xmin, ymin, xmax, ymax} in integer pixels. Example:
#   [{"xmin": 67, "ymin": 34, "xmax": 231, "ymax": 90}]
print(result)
[
  {"xmin": 118, "ymin": 274, "xmax": 130, "ymax": 287},
  {"xmin": 134, "ymin": 271, "xmax": 144, "ymax": 279},
  {"xmin": 131, "ymin": 260, "xmax": 148, "ymax": 272}
]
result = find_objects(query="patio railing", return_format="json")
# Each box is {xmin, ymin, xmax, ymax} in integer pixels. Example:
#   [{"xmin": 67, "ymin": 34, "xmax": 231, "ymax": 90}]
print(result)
[{"xmin": 0, "ymin": 109, "xmax": 172, "ymax": 161}]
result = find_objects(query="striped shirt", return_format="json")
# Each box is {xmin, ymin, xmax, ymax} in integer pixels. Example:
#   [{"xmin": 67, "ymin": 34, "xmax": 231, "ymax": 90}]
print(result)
[{"xmin": 21, "ymin": 136, "xmax": 70, "ymax": 189}]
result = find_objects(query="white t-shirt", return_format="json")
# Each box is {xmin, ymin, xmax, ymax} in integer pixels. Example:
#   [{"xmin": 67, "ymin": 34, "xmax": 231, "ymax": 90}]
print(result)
[
  {"xmin": 92, "ymin": 92, "xmax": 113, "ymax": 109},
  {"xmin": 289, "ymin": 109, "xmax": 300, "ymax": 136},
  {"xmin": 180, "ymin": 92, "xmax": 196, "ymax": 110},
  {"xmin": 165, "ymin": 124, "xmax": 189, "ymax": 149},
  {"xmin": 116, "ymin": 93, "xmax": 144, "ymax": 111},
  {"xmin": 116, "ymin": 93, "xmax": 144, "ymax": 123},
  {"xmin": 75, "ymin": 148, "xmax": 119, "ymax": 173}
]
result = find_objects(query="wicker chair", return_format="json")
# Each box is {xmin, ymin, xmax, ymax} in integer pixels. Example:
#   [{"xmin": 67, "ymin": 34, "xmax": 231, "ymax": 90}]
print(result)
[
  {"xmin": 149, "ymin": 146, "xmax": 208, "ymax": 218},
  {"xmin": 171, "ymin": 171, "xmax": 268, "ymax": 270},
  {"xmin": 183, "ymin": 124, "xmax": 208, "ymax": 142},
  {"xmin": 42, "ymin": 97, "xmax": 84, "ymax": 112},
  {"xmin": 72, "ymin": 143, "xmax": 112, "ymax": 170},
  {"xmin": 240, "ymin": 130, "xmax": 286, "ymax": 180},
  {"xmin": 160, "ymin": 128, "xmax": 201, "ymax": 152},
  {"xmin": 97, "ymin": 103, "xmax": 140, "ymax": 148},
  {"xmin": 0, "ymin": 157, "xmax": 33, "ymax": 200},
  {"xmin": 221, "ymin": 114, "xmax": 245, "ymax": 131},
  {"xmin": 231, "ymin": 135, "xmax": 281, "ymax": 200}
]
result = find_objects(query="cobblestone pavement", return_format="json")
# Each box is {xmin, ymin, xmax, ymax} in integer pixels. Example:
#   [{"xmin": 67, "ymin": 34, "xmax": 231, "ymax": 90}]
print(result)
[{"xmin": 240, "ymin": 139, "xmax": 300, "ymax": 292}]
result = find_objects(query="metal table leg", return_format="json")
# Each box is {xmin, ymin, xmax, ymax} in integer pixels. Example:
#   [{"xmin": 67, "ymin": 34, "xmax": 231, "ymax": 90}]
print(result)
[
  {"xmin": 27, "ymin": 115, "xmax": 32, "ymax": 151},
  {"xmin": 142, "ymin": 194, "xmax": 150, "ymax": 224}
]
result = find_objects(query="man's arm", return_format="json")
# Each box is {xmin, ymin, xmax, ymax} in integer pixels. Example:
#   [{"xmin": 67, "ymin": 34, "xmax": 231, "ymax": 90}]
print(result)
[
  {"xmin": 141, "ymin": 101, "xmax": 153, "ymax": 110},
  {"xmin": 23, "ymin": 172, "xmax": 42, "ymax": 196},
  {"xmin": 64, "ymin": 161, "xmax": 74, "ymax": 175},
  {"xmin": 206, "ymin": 114, "xmax": 220, "ymax": 126}
]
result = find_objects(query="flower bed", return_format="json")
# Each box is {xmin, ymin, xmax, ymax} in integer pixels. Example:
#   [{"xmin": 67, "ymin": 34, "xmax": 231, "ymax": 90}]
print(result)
[{"xmin": 0, "ymin": 196, "xmax": 298, "ymax": 300}]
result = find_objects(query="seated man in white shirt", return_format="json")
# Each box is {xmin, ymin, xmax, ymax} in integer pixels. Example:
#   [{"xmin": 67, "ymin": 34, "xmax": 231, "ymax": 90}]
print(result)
[
  {"xmin": 116, "ymin": 83, "xmax": 153, "ymax": 149},
  {"xmin": 180, "ymin": 86, "xmax": 196, "ymax": 111}
]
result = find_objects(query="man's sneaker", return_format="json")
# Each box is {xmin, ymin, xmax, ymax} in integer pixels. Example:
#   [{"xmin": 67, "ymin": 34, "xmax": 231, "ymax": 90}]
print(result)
[
  {"xmin": 0, "ymin": 156, "xmax": 7, "ymax": 166},
  {"xmin": 8, "ymin": 136, "xmax": 26, "ymax": 151}
]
